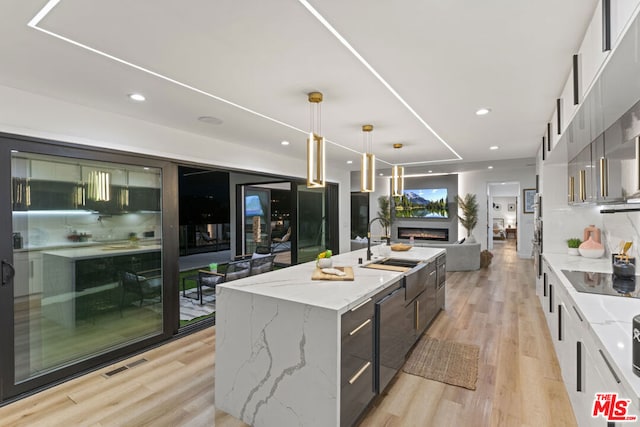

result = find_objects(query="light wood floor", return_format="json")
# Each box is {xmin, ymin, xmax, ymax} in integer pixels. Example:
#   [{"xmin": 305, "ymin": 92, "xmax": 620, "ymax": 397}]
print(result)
[{"xmin": 0, "ymin": 240, "xmax": 575, "ymax": 426}]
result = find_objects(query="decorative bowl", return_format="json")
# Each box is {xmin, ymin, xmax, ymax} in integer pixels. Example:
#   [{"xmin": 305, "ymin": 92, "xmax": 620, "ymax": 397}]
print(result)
[
  {"xmin": 578, "ymin": 247, "xmax": 604, "ymax": 258},
  {"xmin": 317, "ymin": 258, "xmax": 332, "ymax": 268}
]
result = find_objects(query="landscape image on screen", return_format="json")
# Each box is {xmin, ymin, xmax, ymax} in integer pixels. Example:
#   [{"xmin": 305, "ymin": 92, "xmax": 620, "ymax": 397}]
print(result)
[{"xmin": 394, "ymin": 188, "xmax": 448, "ymax": 218}]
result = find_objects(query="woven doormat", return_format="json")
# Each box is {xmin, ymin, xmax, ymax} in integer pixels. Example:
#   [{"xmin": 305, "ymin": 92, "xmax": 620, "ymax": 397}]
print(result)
[{"xmin": 403, "ymin": 336, "xmax": 479, "ymax": 390}]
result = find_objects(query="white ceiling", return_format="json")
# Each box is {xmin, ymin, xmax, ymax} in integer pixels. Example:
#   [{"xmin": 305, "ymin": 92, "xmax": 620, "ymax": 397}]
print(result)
[{"xmin": 0, "ymin": 0, "xmax": 598, "ymax": 172}]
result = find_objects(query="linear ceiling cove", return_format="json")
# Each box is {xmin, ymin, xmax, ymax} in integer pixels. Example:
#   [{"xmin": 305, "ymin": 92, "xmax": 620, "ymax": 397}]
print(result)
[{"xmin": 0, "ymin": 0, "xmax": 598, "ymax": 171}]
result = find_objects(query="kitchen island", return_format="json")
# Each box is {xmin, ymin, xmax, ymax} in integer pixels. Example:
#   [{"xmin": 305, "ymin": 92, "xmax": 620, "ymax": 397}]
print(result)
[
  {"xmin": 41, "ymin": 243, "xmax": 161, "ymax": 327},
  {"xmin": 215, "ymin": 246, "xmax": 445, "ymax": 427}
]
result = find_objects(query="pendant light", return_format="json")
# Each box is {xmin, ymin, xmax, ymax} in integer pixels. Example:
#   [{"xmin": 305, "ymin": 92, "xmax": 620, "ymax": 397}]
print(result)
[
  {"xmin": 361, "ymin": 124, "xmax": 375, "ymax": 192},
  {"xmin": 307, "ymin": 91, "xmax": 325, "ymax": 188},
  {"xmin": 391, "ymin": 143, "xmax": 405, "ymax": 196},
  {"xmin": 391, "ymin": 165, "xmax": 405, "ymax": 197}
]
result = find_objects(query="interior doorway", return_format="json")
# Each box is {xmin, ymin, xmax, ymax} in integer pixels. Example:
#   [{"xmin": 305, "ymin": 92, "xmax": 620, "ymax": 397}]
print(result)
[{"xmin": 487, "ymin": 182, "xmax": 520, "ymax": 253}]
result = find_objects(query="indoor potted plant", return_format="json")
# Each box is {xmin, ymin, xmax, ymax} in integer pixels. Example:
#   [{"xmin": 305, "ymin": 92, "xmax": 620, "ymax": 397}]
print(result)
[
  {"xmin": 455, "ymin": 193, "xmax": 478, "ymax": 243},
  {"xmin": 567, "ymin": 238, "xmax": 582, "ymax": 256},
  {"xmin": 377, "ymin": 195, "xmax": 392, "ymax": 243}
]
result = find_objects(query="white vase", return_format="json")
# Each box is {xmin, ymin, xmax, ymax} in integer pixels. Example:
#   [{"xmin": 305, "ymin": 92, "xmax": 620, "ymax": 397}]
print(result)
[
  {"xmin": 568, "ymin": 248, "xmax": 579, "ymax": 256},
  {"xmin": 466, "ymin": 234, "xmax": 476, "ymax": 244}
]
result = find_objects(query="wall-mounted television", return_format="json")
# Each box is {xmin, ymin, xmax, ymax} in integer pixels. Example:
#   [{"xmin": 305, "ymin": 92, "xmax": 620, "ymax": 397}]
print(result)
[{"xmin": 394, "ymin": 188, "xmax": 448, "ymax": 218}]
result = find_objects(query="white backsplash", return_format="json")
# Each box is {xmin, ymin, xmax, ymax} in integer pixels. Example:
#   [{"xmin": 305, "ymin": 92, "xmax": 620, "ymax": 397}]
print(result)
[{"xmin": 602, "ymin": 211, "xmax": 640, "ymax": 259}]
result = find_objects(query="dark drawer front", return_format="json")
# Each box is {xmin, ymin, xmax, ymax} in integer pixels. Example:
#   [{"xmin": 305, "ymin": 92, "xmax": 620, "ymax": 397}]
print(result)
[
  {"xmin": 342, "ymin": 297, "xmax": 373, "ymax": 338},
  {"xmin": 340, "ymin": 357, "xmax": 374, "ymax": 427},
  {"xmin": 341, "ymin": 320, "xmax": 373, "ymax": 385}
]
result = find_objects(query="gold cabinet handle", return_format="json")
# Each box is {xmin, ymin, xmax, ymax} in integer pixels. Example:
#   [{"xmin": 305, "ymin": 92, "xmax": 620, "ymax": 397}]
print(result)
[
  {"xmin": 350, "ymin": 298, "xmax": 371, "ymax": 312},
  {"xmin": 600, "ymin": 157, "xmax": 608, "ymax": 198},
  {"xmin": 579, "ymin": 169, "xmax": 586, "ymax": 201},
  {"xmin": 568, "ymin": 176, "xmax": 575, "ymax": 203},
  {"xmin": 349, "ymin": 318, "xmax": 371, "ymax": 336},
  {"xmin": 415, "ymin": 300, "xmax": 420, "ymax": 330},
  {"xmin": 348, "ymin": 361, "xmax": 371, "ymax": 385}
]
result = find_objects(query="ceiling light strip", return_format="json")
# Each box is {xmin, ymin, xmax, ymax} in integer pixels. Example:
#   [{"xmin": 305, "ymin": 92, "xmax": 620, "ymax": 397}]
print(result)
[
  {"xmin": 297, "ymin": 0, "xmax": 462, "ymax": 161},
  {"xmin": 27, "ymin": 1, "xmax": 448, "ymax": 164}
]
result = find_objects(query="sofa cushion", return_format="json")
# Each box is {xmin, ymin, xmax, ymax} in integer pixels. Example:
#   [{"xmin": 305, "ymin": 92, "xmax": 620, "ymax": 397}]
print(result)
[{"xmin": 415, "ymin": 242, "xmax": 481, "ymax": 271}]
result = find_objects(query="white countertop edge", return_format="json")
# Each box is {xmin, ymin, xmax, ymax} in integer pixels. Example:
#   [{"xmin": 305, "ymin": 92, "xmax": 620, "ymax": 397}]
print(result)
[
  {"xmin": 543, "ymin": 252, "xmax": 640, "ymax": 401},
  {"xmin": 218, "ymin": 246, "xmax": 445, "ymax": 315}
]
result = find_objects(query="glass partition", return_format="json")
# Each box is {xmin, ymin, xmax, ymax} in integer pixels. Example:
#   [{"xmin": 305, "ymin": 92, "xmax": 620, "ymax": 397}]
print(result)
[
  {"xmin": 297, "ymin": 185, "xmax": 326, "ymax": 263},
  {"xmin": 11, "ymin": 152, "xmax": 163, "ymax": 382}
]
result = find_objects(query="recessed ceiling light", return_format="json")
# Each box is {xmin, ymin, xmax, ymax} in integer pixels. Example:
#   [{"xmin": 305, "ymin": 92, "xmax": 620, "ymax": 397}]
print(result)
[
  {"xmin": 488, "ymin": 166, "xmax": 494, "ymax": 169},
  {"xmin": 281, "ymin": 141, "xmax": 290, "ymax": 146},
  {"xmin": 346, "ymin": 160, "xmax": 353, "ymax": 164},
  {"xmin": 489, "ymin": 145, "xmax": 499, "ymax": 150},
  {"xmin": 143, "ymin": 167, "xmax": 150, "ymax": 170},
  {"xmin": 476, "ymin": 108, "xmax": 491, "ymax": 116},
  {"xmin": 379, "ymin": 173, "xmax": 384, "ymax": 176},
  {"xmin": 128, "ymin": 93, "xmax": 146, "ymax": 102},
  {"xmin": 198, "ymin": 116, "xmax": 223, "ymax": 125},
  {"xmin": 428, "ymin": 170, "xmax": 433, "ymax": 173}
]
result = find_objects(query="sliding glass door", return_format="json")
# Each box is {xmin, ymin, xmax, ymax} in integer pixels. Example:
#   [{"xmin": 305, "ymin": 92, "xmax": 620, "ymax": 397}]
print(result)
[
  {"xmin": 0, "ymin": 135, "xmax": 173, "ymax": 401},
  {"xmin": 297, "ymin": 185, "xmax": 326, "ymax": 263}
]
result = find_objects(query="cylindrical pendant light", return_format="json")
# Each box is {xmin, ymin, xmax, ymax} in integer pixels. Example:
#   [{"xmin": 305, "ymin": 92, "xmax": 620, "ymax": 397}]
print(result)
[
  {"xmin": 361, "ymin": 124, "xmax": 375, "ymax": 192},
  {"xmin": 307, "ymin": 91, "xmax": 325, "ymax": 188},
  {"xmin": 391, "ymin": 165, "xmax": 404, "ymax": 197}
]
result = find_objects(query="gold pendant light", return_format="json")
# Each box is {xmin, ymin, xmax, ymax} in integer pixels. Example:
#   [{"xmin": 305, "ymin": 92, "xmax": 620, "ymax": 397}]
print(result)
[
  {"xmin": 307, "ymin": 91, "xmax": 325, "ymax": 188},
  {"xmin": 391, "ymin": 165, "xmax": 404, "ymax": 197},
  {"xmin": 361, "ymin": 124, "xmax": 375, "ymax": 192}
]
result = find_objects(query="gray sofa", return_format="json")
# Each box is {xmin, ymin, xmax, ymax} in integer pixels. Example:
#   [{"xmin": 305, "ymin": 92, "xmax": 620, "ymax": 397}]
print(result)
[{"xmin": 415, "ymin": 242, "xmax": 481, "ymax": 271}]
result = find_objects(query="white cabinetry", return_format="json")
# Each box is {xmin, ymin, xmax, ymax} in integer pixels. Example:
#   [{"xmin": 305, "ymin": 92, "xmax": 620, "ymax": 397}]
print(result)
[
  {"xmin": 541, "ymin": 259, "xmax": 638, "ymax": 426},
  {"xmin": 12, "ymin": 251, "xmax": 43, "ymax": 298}
]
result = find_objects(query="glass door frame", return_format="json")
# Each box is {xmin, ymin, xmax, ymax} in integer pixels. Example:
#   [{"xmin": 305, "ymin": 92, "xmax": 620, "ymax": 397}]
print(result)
[{"xmin": 0, "ymin": 132, "xmax": 179, "ymax": 402}]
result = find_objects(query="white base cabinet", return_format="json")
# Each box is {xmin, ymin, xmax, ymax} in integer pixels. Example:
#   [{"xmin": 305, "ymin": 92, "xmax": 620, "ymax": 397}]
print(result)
[{"xmin": 540, "ymin": 259, "xmax": 639, "ymax": 426}]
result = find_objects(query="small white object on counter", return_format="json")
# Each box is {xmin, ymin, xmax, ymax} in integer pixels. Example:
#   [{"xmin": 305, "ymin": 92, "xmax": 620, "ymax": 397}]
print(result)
[{"xmin": 321, "ymin": 267, "xmax": 345, "ymax": 276}]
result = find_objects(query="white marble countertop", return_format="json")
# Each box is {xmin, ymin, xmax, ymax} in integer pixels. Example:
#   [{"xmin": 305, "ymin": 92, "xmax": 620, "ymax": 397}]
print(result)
[
  {"xmin": 543, "ymin": 252, "xmax": 640, "ymax": 400},
  {"xmin": 218, "ymin": 245, "xmax": 445, "ymax": 314},
  {"xmin": 42, "ymin": 243, "xmax": 161, "ymax": 260}
]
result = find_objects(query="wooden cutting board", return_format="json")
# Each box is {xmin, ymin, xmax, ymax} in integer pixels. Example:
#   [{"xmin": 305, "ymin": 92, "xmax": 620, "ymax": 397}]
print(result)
[
  {"xmin": 311, "ymin": 266, "xmax": 354, "ymax": 281},
  {"xmin": 363, "ymin": 264, "xmax": 410, "ymax": 272}
]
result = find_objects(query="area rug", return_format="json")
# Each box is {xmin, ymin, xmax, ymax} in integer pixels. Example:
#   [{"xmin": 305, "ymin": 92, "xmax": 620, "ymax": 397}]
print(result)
[{"xmin": 403, "ymin": 336, "xmax": 479, "ymax": 390}]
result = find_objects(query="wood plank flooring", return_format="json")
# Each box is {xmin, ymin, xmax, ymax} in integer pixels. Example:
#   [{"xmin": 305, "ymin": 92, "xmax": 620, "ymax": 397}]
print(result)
[{"xmin": 0, "ymin": 240, "xmax": 575, "ymax": 426}]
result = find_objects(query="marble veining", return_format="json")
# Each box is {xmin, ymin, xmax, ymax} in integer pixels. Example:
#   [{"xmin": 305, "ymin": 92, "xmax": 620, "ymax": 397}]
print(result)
[{"xmin": 215, "ymin": 246, "xmax": 444, "ymax": 426}]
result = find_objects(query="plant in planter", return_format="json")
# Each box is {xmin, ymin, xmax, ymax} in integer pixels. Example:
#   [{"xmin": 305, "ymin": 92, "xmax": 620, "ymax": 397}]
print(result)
[
  {"xmin": 567, "ymin": 238, "xmax": 582, "ymax": 256},
  {"xmin": 455, "ymin": 193, "xmax": 478, "ymax": 242},
  {"xmin": 377, "ymin": 196, "xmax": 392, "ymax": 241}
]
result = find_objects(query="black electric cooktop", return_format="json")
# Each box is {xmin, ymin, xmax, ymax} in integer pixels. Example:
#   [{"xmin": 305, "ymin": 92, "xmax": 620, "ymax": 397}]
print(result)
[{"xmin": 561, "ymin": 270, "xmax": 640, "ymax": 299}]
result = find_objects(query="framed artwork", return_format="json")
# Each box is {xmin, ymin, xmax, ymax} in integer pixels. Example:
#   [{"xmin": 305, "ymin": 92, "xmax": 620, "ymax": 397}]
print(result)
[
  {"xmin": 507, "ymin": 203, "xmax": 516, "ymax": 212},
  {"xmin": 523, "ymin": 189, "xmax": 535, "ymax": 214}
]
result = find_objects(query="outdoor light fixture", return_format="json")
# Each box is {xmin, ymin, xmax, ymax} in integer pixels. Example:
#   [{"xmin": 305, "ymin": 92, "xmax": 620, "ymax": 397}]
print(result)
[
  {"xmin": 361, "ymin": 124, "xmax": 375, "ymax": 192},
  {"xmin": 306, "ymin": 91, "xmax": 325, "ymax": 188},
  {"xmin": 391, "ymin": 165, "xmax": 405, "ymax": 197}
]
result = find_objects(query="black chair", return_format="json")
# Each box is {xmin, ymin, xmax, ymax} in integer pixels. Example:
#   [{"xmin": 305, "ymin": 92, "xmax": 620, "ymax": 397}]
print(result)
[
  {"xmin": 120, "ymin": 270, "xmax": 162, "ymax": 312},
  {"xmin": 198, "ymin": 259, "xmax": 251, "ymax": 305},
  {"xmin": 249, "ymin": 254, "xmax": 276, "ymax": 275}
]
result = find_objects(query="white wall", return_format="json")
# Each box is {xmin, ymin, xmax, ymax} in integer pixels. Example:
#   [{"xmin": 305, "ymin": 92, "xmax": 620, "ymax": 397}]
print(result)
[{"xmin": 0, "ymin": 84, "xmax": 353, "ymax": 254}]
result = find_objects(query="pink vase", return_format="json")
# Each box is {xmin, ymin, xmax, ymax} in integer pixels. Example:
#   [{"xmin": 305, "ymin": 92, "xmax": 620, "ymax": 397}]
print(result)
[{"xmin": 579, "ymin": 235, "xmax": 604, "ymax": 258}]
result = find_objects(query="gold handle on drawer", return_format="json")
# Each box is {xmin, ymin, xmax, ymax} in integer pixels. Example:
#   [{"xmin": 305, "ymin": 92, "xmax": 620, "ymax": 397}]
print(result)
[
  {"xmin": 348, "ymin": 361, "xmax": 371, "ymax": 385},
  {"xmin": 349, "ymin": 318, "xmax": 371, "ymax": 336},
  {"xmin": 600, "ymin": 157, "xmax": 608, "ymax": 198},
  {"xmin": 568, "ymin": 176, "xmax": 575, "ymax": 203},
  {"xmin": 579, "ymin": 169, "xmax": 586, "ymax": 201},
  {"xmin": 350, "ymin": 298, "xmax": 372, "ymax": 312},
  {"xmin": 415, "ymin": 300, "xmax": 419, "ymax": 330}
]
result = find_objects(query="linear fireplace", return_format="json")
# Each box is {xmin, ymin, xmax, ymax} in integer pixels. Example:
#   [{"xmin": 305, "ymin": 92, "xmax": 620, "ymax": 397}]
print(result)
[{"xmin": 397, "ymin": 226, "xmax": 449, "ymax": 242}]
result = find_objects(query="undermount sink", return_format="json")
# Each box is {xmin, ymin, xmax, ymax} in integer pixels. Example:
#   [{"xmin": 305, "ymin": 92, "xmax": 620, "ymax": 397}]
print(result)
[{"xmin": 362, "ymin": 257, "xmax": 421, "ymax": 270}]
